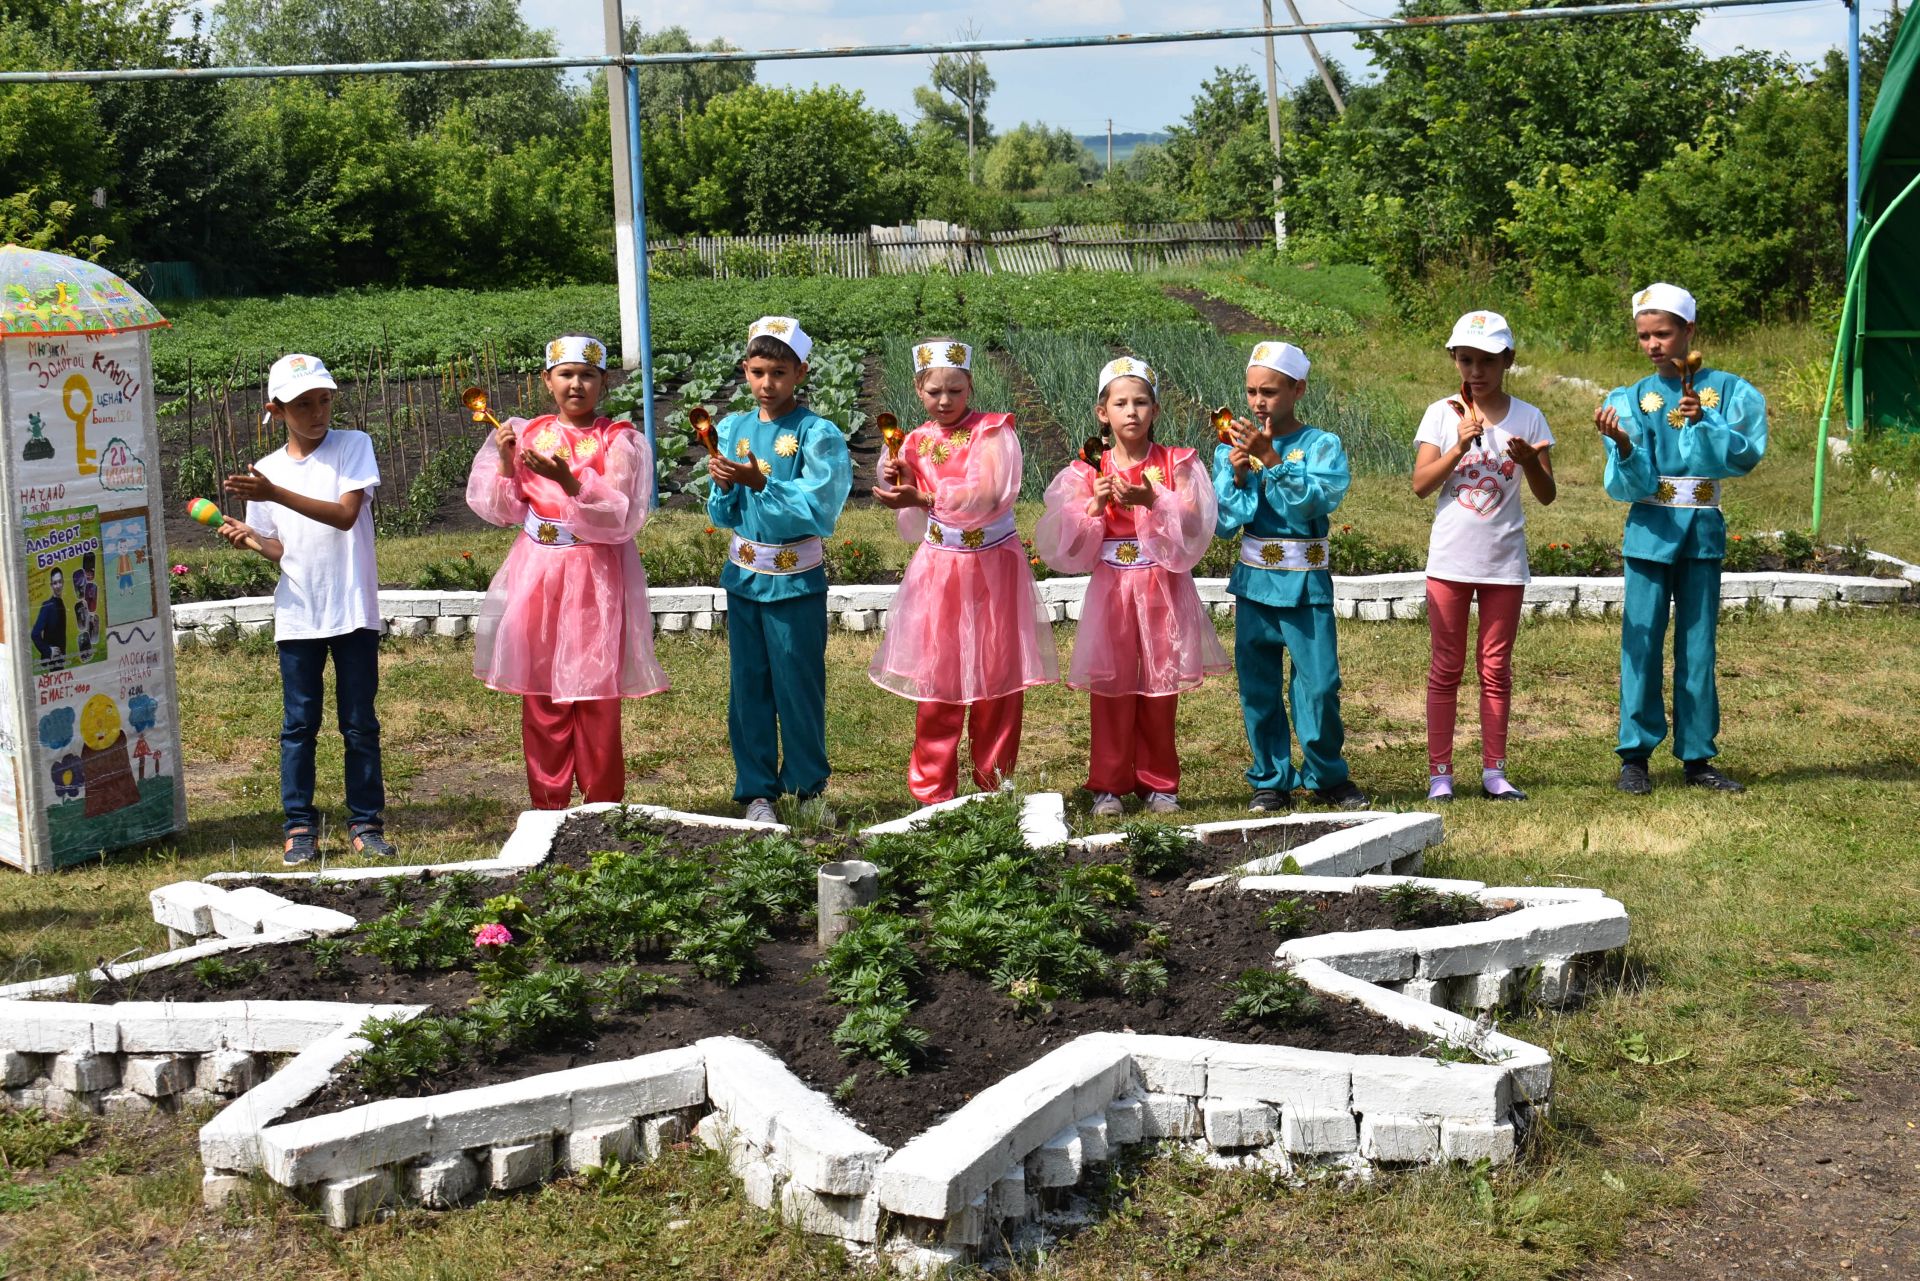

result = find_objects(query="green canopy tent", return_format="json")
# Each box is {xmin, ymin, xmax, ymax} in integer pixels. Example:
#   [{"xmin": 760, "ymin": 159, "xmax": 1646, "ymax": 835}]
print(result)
[{"xmin": 1817, "ymin": 9, "xmax": 1920, "ymax": 531}]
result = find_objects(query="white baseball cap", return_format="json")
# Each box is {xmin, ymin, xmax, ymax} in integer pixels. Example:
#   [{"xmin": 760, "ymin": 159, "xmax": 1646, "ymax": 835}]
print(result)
[
  {"xmin": 1446, "ymin": 311, "xmax": 1514, "ymax": 354},
  {"xmin": 267, "ymin": 353, "xmax": 336, "ymax": 403},
  {"xmin": 1632, "ymin": 282, "xmax": 1696, "ymax": 324},
  {"xmin": 1247, "ymin": 341, "xmax": 1310, "ymax": 380}
]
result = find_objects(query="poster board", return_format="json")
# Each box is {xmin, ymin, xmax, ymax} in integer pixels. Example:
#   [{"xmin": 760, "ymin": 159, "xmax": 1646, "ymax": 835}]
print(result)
[{"xmin": 0, "ymin": 330, "xmax": 186, "ymax": 870}]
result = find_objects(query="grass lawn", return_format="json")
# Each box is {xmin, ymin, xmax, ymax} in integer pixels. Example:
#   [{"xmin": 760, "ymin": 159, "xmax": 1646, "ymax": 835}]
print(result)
[{"xmin": 3, "ymin": 599, "xmax": 1917, "ymax": 1278}]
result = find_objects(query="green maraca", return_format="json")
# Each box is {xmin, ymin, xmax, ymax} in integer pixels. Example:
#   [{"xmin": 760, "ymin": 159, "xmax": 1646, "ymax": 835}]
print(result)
[{"xmin": 187, "ymin": 497, "xmax": 226, "ymax": 528}]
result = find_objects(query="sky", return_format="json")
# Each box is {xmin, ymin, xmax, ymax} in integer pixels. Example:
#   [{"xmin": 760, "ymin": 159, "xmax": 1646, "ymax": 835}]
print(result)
[{"xmin": 522, "ymin": 0, "xmax": 1891, "ymax": 139}]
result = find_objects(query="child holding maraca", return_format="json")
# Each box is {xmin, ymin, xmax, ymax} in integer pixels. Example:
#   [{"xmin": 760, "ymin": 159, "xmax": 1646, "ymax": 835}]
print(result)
[
  {"xmin": 869, "ymin": 338, "xmax": 1056, "ymax": 803},
  {"xmin": 210, "ymin": 353, "xmax": 393, "ymax": 865},
  {"xmin": 465, "ymin": 335, "xmax": 667, "ymax": 810}
]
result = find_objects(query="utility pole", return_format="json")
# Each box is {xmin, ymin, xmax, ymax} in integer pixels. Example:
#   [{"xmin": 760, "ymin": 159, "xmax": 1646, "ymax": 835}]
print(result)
[
  {"xmin": 1106, "ymin": 118, "xmax": 1114, "ymax": 175},
  {"xmin": 603, "ymin": 0, "xmax": 639, "ymax": 368},
  {"xmin": 1282, "ymin": 0, "xmax": 1347, "ymax": 115},
  {"xmin": 1261, "ymin": 1, "xmax": 1285, "ymax": 247}
]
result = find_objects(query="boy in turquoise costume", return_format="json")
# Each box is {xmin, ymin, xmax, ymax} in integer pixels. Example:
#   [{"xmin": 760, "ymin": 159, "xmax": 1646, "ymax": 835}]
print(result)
[
  {"xmin": 1595, "ymin": 283, "xmax": 1767, "ymax": 794},
  {"xmin": 706, "ymin": 316, "xmax": 853, "ymax": 822},
  {"xmin": 1214, "ymin": 341, "xmax": 1369, "ymax": 812}
]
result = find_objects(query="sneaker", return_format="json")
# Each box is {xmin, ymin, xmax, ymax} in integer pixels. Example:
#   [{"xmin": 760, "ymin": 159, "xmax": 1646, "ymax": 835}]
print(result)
[
  {"xmin": 1090, "ymin": 792, "xmax": 1125, "ymax": 818},
  {"xmin": 1143, "ymin": 791, "xmax": 1181, "ymax": 814},
  {"xmin": 1248, "ymin": 788, "xmax": 1290, "ymax": 813},
  {"xmin": 282, "ymin": 827, "xmax": 318, "ymax": 867},
  {"xmin": 350, "ymin": 826, "xmax": 397, "ymax": 858},
  {"xmin": 1312, "ymin": 780, "xmax": 1370, "ymax": 811},
  {"xmin": 1617, "ymin": 759, "xmax": 1652, "ymax": 795},
  {"xmin": 743, "ymin": 798, "xmax": 779, "ymax": 824},
  {"xmin": 1683, "ymin": 761, "xmax": 1746, "ymax": 793}
]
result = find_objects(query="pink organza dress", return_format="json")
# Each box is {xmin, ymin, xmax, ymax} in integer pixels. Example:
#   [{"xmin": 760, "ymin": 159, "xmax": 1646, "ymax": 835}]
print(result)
[
  {"xmin": 466, "ymin": 414, "xmax": 668, "ymax": 701},
  {"xmin": 867, "ymin": 411, "xmax": 1057, "ymax": 703},
  {"xmin": 1033, "ymin": 442, "xmax": 1229, "ymax": 695}
]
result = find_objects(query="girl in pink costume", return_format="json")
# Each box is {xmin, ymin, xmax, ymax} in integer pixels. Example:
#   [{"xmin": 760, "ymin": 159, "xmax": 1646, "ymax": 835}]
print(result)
[
  {"xmin": 869, "ymin": 339, "xmax": 1057, "ymax": 803},
  {"xmin": 1035, "ymin": 356, "xmax": 1228, "ymax": 816},
  {"xmin": 467, "ymin": 334, "xmax": 668, "ymax": 808}
]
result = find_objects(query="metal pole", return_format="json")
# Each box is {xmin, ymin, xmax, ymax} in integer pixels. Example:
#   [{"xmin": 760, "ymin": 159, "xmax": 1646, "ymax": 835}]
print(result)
[
  {"xmin": 622, "ymin": 64, "xmax": 659, "ymax": 509},
  {"xmin": 0, "ymin": 0, "xmax": 1809, "ymax": 83},
  {"xmin": 1280, "ymin": 0, "xmax": 1346, "ymax": 114},
  {"xmin": 604, "ymin": 0, "xmax": 640, "ymax": 374},
  {"xmin": 1846, "ymin": 0, "xmax": 1861, "ymax": 246},
  {"xmin": 1261, "ymin": 0, "xmax": 1286, "ymax": 249}
]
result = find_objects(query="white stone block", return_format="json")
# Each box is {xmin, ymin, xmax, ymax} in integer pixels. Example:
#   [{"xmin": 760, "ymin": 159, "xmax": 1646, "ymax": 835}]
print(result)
[
  {"xmin": 322, "ymin": 1169, "xmax": 393, "ymax": 1229},
  {"xmin": 387, "ymin": 616, "xmax": 430, "ymax": 639},
  {"xmin": 1349, "ymin": 1058, "xmax": 1510, "ymax": 1124},
  {"xmin": 741, "ymin": 1159, "xmax": 782, "ymax": 1210},
  {"xmin": 987, "ymin": 1165, "xmax": 1026, "ymax": 1221},
  {"xmin": 1279, "ymin": 1108, "xmax": 1358, "ymax": 1155},
  {"xmin": 693, "ymin": 1111, "xmax": 731, "ymax": 1152},
  {"xmin": 123, "ymin": 1054, "xmax": 192, "ymax": 1097},
  {"xmin": 1064, "ymin": 598, "xmax": 1084, "ymax": 621},
  {"xmin": 197, "ymin": 1049, "xmax": 261, "ymax": 1095},
  {"xmin": 149, "ymin": 881, "xmax": 225, "ymax": 936},
  {"xmin": 1027, "ymin": 1126, "xmax": 1083, "ymax": 1188},
  {"xmin": 1202, "ymin": 1100, "xmax": 1275, "ymax": 1149},
  {"xmin": 489, "ymin": 1137, "xmax": 553, "ymax": 1190},
  {"xmin": 0, "ymin": 1005, "xmax": 118, "ymax": 1055},
  {"xmin": 1333, "ymin": 597, "xmax": 1357, "ymax": 619},
  {"xmin": 840, "ymin": 609, "xmax": 875, "ymax": 632},
  {"xmin": 1355, "ymin": 599, "xmax": 1390, "ymax": 622},
  {"xmin": 1456, "ymin": 971, "xmax": 1511, "ymax": 1011},
  {"xmin": 658, "ymin": 612, "xmax": 689, "ymax": 633},
  {"xmin": 644, "ymin": 1113, "xmax": 688, "ymax": 1159},
  {"xmin": 1400, "ymin": 978, "xmax": 1445, "ymax": 1005},
  {"xmin": 1124, "ymin": 1037, "xmax": 1208, "ymax": 1096},
  {"xmin": 208, "ymin": 886, "xmax": 291, "ymax": 939},
  {"xmin": 1412, "ymin": 919, "xmax": 1531, "ymax": 980},
  {"xmin": 430, "ymin": 614, "xmax": 470, "ymax": 638},
  {"xmin": 202, "ymin": 1171, "xmax": 251, "ymax": 1209},
  {"xmin": 100, "ymin": 1088, "xmax": 157, "ymax": 1120},
  {"xmin": 5, "ymin": 1085, "xmax": 50, "ymax": 1112},
  {"xmin": 886, "ymin": 1240, "xmax": 968, "ymax": 1278},
  {"xmin": 1019, "ymin": 792, "xmax": 1070, "ymax": 849},
  {"xmin": 1389, "ymin": 597, "xmax": 1425, "ymax": 621},
  {"xmin": 263, "ymin": 903, "xmax": 358, "ymax": 936},
  {"xmin": 700, "ymin": 1037, "xmax": 884, "ymax": 1196},
  {"xmin": 1105, "ymin": 1096, "xmax": 1143, "ymax": 1145},
  {"xmin": 554, "ymin": 1047, "xmax": 709, "ymax": 1132},
  {"xmin": 779, "ymin": 1183, "xmax": 881, "ymax": 1242},
  {"xmin": 1359, "ymin": 1114, "xmax": 1440, "ymax": 1163},
  {"xmin": 1534, "ymin": 956, "xmax": 1581, "ymax": 1006},
  {"xmin": 1440, "ymin": 1120, "xmax": 1517, "ymax": 1164},
  {"xmin": 1523, "ymin": 900, "xmax": 1631, "ymax": 958},
  {"xmin": 692, "ymin": 610, "xmax": 718, "ymax": 630},
  {"xmin": 51, "ymin": 1050, "xmax": 117, "ymax": 1093},
  {"xmin": 1280, "ymin": 929, "xmax": 1418, "ymax": 982},
  {"xmin": 1203, "ymin": 1045, "xmax": 1352, "ymax": 1111},
  {"xmin": 1075, "ymin": 1114, "xmax": 1109, "ymax": 1164},
  {"xmin": 565, "ymin": 1120, "xmax": 639, "ymax": 1173},
  {"xmin": 405, "ymin": 1153, "xmax": 479, "ymax": 1209},
  {"xmin": 943, "ymin": 1192, "xmax": 989, "ymax": 1247},
  {"xmin": 1, "ymin": 1050, "xmax": 36, "ymax": 1087},
  {"xmin": 1138, "ymin": 1091, "xmax": 1200, "ymax": 1139}
]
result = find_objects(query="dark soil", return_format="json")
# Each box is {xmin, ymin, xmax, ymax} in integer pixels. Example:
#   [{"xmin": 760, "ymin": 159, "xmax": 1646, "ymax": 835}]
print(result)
[
  {"xmin": 1160, "ymin": 285, "xmax": 1267, "ymax": 336},
  {"xmin": 110, "ymin": 815, "xmax": 1510, "ymax": 1147}
]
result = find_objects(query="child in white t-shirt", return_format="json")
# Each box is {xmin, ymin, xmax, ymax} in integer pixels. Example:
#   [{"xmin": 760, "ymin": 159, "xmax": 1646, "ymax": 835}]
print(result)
[
  {"xmin": 1410, "ymin": 312, "xmax": 1556, "ymax": 802},
  {"xmin": 217, "ymin": 353, "xmax": 393, "ymax": 865}
]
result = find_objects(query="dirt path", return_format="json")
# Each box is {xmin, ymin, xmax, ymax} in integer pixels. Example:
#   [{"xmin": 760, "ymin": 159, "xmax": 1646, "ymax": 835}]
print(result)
[
  {"xmin": 1586, "ymin": 1067, "xmax": 1919, "ymax": 1279},
  {"xmin": 1161, "ymin": 284, "xmax": 1266, "ymax": 335}
]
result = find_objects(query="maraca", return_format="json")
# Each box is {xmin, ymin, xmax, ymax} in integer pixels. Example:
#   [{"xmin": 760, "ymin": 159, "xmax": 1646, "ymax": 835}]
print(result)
[
  {"xmin": 878, "ymin": 412, "xmax": 905, "ymax": 459},
  {"xmin": 460, "ymin": 386, "xmax": 503, "ymax": 432},
  {"xmin": 187, "ymin": 498, "xmax": 226, "ymax": 528},
  {"xmin": 689, "ymin": 406, "xmax": 721, "ymax": 459}
]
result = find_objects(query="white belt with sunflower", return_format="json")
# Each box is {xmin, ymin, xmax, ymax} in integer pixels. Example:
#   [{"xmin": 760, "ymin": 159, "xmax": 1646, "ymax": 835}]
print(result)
[
  {"xmin": 924, "ymin": 512, "xmax": 1018, "ymax": 553},
  {"xmin": 730, "ymin": 533, "xmax": 823, "ymax": 575},
  {"xmin": 1100, "ymin": 537, "xmax": 1160, "ymax": 569},
  {"xmin": 522, "ymin": 511, "xmax": 579, "ymax": 547},
  {"xmin": 1240, "ymin": 535, "xmax": 1330, "ymax": 571},
  {"xmin": 1637, "ymin": 476, "xmax": 1721, "ymax": 509}
]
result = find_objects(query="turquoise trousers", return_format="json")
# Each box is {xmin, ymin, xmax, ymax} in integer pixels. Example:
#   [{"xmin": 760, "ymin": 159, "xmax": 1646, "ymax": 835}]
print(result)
[
  {"xmin": 1235, "ymin": 599, "xmax": 1349, "ymax": 792},
  {"xmin": 1618, "ymin": 556, "xmax": 1721, "ymax": 763},
  {"xmin": 727, "ymin": 592, "xmax": 830, "ymax": 802}
]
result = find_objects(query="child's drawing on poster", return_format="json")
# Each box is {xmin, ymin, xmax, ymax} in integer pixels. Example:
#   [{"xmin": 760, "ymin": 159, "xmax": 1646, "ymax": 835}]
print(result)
[{"xmin": 100, "ymin": 511, "xmax": 154, "ymax": 626}]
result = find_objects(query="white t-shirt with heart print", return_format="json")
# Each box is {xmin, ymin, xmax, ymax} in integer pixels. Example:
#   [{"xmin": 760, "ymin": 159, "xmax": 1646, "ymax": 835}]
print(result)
[{"xmin": 1415, "ymin": 395, "xmax": 1554, "ymax": 585}]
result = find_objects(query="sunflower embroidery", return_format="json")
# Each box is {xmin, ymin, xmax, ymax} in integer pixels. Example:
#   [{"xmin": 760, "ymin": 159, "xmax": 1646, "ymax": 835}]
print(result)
[
  {"xmin": 1286, "ymin": 448, "xmax": 1305, "ymax": 464},
  {"xmin": 1304, "ymin": 541, "xmax": 1327, "ymax": 567},
  {"xmin": 552, "ymin": 441, "xmax": 572, "ymax": 460},
  {"xmin": 931, "ymin": 441, "xmax": 951, "ymax": 464},
  {"xmin": 734, "ymin": 437, "xmax": 752, "ymax": 458},
  {"xmin": 545, "ymin": 339, "xmax": 566, "ymax": 365},
  {"xmin": 756, "ymin": 459, "xmax": 772, "ymax": 476},
  {"xmin": 961, "ymin": 528, "xmax": 986, "ymax": 549},
  {"xmin": 945, "ymin": 342, "xmax": 969, "ymax": 366},
  {"xmin": 948, "ymin": 429, "xmax": 971, "ymax": 452},
  {"xmin": 582, "ymin": 340, "xmax": 605, "ymax": 366},
  {"xmin": 928, "ymin": 522, "xmax": 944, "ymax": 543},
  {"xmin": 1143, "ymin": 465, "xmax": 1165, "ymax": 486},
  {"xmin": 915, "ymin": 345, "xmax": 933, "ymax": 369},
  {"xmin": 774, "ymin": 433, "xmax": 799, "ymax": 458},
  {"xmin": 572, "ymin": 435, "xmax": 600, "ymax": 462},
  {"xmin": 1655, "ymin": 480, "xmax": 1677, "ymax": 504},
  {"xmin": 773, "ymin": 548, "xmax": 799, "ymax": 572},
  {"xmin": 1260, "ymin": 542, "xmax": 1286, "ymax": 566},
  {"xmin": 536, "ymin": 521, "xmax": 560, "ymax": 545},
  {"xmin": 1666, "ymin": 408, "xmax": 1687, "ymax": 429},
  {"xmin": 736, "ymin": 542, "xmax": 758, "ymax": 567},
  {"xmin": 1698, "ymin": 386, "xmax": 1721, "ymax": 410},
  {"xmin": 1692, "ymin": 480, "xmax": 1716, "ymax": 505},
  {"xmin": 762, "ymin": 319, "xmax": 790, "ymax": 335},
  {"xmin": 1640, "ymin": 391, "xmax": 1665, "ymax": 415},
  {"xmin": 531, "ymin": 428, "xmax": 561, "ymax": 455},
  {"xmin": 917, "ymin": 435, "xmax": 937, "ymax": 459},
  {"xmin": 1115, "ymin": 541, "xmax": 1141, "ymax": 565},
  {"xmin": 1112, "ymin": 357, "xmax": 1133, "ymax": 375},
  {"xmin": 1253, "ymin": 342, "xmax": 1274, "ymax": 363}
]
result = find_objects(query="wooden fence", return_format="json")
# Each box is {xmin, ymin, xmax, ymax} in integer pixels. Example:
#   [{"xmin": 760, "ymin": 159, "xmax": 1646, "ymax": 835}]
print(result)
[{"xmin": 645, "ymin": 220, "xmax": 1269, "ymax": 280}]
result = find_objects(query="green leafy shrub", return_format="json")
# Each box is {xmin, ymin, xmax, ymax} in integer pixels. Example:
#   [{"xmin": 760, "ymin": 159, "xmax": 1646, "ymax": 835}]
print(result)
[
  {"xmin": 192, "ymin": 956, "xmax": 268, "ymax": 991},
  {"xmin": 1219, "ymin": 967, "xmax": 1321, "ymax": 1028},
  {"xmin": 1119, "ymin": 821, "xmax": 1196, "ymax": 879},
  {"xmin": 414, "ymin": 552, "xmax": 494, "ymax": 591},
  {"xmin": 1262, "ymin": 896, "xmax": 1318, "ymax": 942},
  {"xmin": 1118, "ymin": 958, "xmax": 1171, "ymax": 999}
]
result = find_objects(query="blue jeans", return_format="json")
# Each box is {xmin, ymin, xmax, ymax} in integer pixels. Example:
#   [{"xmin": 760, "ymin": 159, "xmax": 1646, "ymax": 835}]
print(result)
[{"xmin": 279, "ymin": 628, "xmax": 385, "ymax": 834}]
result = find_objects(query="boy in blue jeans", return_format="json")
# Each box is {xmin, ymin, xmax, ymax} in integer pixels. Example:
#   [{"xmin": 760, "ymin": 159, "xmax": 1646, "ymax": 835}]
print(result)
[{"xmin": 218, "ymin": 353, "xmax": 394, "ymax": 864}]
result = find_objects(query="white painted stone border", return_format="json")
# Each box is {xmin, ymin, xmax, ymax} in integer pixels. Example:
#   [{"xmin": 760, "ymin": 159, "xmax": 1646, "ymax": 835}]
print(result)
[
  {"xmin": 167, "ymin": 562, "xmax": 1914, "ymax": 647},
  {"xmin": 1072, "ymin": 810, "xmax": 1443, "ymax": 879}
]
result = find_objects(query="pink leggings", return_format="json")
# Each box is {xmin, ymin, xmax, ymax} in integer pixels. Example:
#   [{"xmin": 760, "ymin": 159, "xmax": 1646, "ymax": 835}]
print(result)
[{"xmin": 1425, "ymin": 578, "xmax": 1525, "ymax": 772}]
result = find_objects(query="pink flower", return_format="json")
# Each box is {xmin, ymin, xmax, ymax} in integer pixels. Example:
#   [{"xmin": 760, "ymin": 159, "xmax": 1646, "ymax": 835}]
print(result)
[
  {"xmin": 472, "ymin": 923, "xmax": 513, "ymax": 948},
  {"xmin": 170, "ymin": 564, "xmax": 190, "ymax": 576}
]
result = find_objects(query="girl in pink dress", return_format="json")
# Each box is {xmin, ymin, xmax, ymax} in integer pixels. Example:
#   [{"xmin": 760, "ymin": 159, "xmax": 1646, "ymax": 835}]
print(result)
[
  {"xmin": 869, "ymin": 339, "xmax": 1057, "ymax": 803},
  {"xmin": 1035, "ymin": 356, "xmax": 1229, "ymax": 816},
  {"xmin": 466, "ymin": 334, "xmax": 668, "ymax": 809}
]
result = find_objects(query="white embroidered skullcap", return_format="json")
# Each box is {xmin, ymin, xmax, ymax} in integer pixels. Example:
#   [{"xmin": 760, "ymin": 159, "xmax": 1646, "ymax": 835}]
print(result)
[
  {"xmin": 1446, "ymin": 310, "xmax": 1514, "ymax": 354},
  {"xmin": 544, "ymin": 335, "xmax": 607, "ymax": 370},
  {"xmin": 912, "ymin": 339, "xmax": 972, "ymax": 372},
  {"xmin": 1097, "ymin": 355, "xmax": 1157, "ymax": 397},
  {"xmin": 748, "ymin": 315, "xmax": 813, "ymax": 362},
  {"xmin": 1247, "ymin": 340, "xmax": 1310, "ymax": 380},
  {"xmin": 1631, "ymin": 283, "xmax": 1696, "ymax": 324}
]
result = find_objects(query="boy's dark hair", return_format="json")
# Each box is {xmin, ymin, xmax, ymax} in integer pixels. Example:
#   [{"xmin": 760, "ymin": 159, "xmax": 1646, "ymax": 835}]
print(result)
[{"xmin": 746, "ymin": 335, "xmax": 803, "ymax": 365}]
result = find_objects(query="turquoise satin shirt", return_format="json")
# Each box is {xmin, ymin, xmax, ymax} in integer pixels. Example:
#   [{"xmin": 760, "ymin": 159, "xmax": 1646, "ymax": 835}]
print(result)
[
  {"xmin": 1601, "ymin": 368, "xmax": 1767, "ymax": 563},
  {"xmin": 706, "ymin": 404, "xmax": 853, "ymax": 601},
  {"xmin": 1211, "ymin": 426, "xmax": 1351, "ymax": 609}
]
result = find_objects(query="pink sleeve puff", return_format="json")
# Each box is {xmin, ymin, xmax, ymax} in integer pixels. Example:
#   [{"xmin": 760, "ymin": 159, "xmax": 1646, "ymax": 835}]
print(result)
[
  {"xmin": 466, "ymin": 418, "xmax": 530, "ymax": 527},
  {"xmin": 931, "ymin": 415, "xmax": 1020, "ymax": 528},
  {"xmin": 1033, "ymin": 461, "xmax": 1104, "ymax": 574},
  {"xmin": 562, "ymin": 427, "xmax": 652, "ymax": 545},
  {"xmin": 1130, "ymin": 447, "xmax": 1216, "ymax": 573}
]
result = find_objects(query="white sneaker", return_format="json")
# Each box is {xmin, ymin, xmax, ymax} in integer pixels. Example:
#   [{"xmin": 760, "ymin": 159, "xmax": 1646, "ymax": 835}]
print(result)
[
  {"xmin": 743, "ymin": 798, "xmax": 779, "ymax": 824},
  {"xmin": 1090, "ymin": 792, "xmax": 1124, "ymax": 817},
  {"xmin": 1144, "ymin": 791, "xmax": 1181, "ymax": 814}
]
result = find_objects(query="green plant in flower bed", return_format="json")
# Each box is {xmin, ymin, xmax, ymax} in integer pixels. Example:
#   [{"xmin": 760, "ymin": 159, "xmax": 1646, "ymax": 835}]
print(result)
[
  {"xmin": 412, "ymin": 551, "xmax": 494, "ymax": 591},
  {"xmin": 1118, "ymin": 958, "xmax": 1171, "ymax": 999},
  {"xmin": 1378, "ymin": 882, "xmax": 1484, "ymax": 928},
  {"xmin": 376, "ymin": 444, "xmax": 475, "ymax": 538},
  {"xmin": 1119, "ymin": 820, "xmax": 1198, "ymax": 878},
  {"xmin": 306, "ymin": 936, "xmax": 353, "ymax": 978},
  {"xmin": 820, "ymin": 908, "xmax": 927, "ymax": 1077},
  {"xmin": 167, "ymin": 554, "xmax": 282, "ymax": 604},
  {"xmin": 1529, "ymin": 535, "xmax": 1622, "ymax": 578},
  {"xmin": 1219, "ymin": 966, "xmax": 1322, "ymax": 1028},
  {"xmin": 1263, "ymin": 896, "xmax": 1319, "ymax": 942},
  {"xmin": 192, "ymin": 956, "xmax": 268, "ymax": 991}
]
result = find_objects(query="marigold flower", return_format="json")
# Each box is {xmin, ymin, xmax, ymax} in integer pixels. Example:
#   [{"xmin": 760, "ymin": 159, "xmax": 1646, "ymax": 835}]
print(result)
[
  {"xmin": 461, "ymin": 551, "xmax": 473, "ymax": 561},
  {"xmin": 472, "ymin": 922, "xmax": 513, "ymax": 948},
  {"xmin": 704, "ymin": 525, "xmax": 716, "ymax": 535}
]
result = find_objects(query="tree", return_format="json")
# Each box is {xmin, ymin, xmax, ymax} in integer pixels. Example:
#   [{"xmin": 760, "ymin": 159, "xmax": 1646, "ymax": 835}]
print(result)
[
  {"xmin": 622, "ymin": 24, "xmax": 754, "ymax": 129},
  {"xmin": 1154, "ymin": 67, "xmax": 1279, "ymax": 220},
  {"xmin": 982, "ymin": 123, "xmax": 1094, "ymax": 195},
  {"xmin": 913, "ymin": 29, "xmax": 994, "ymax": 182}
]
